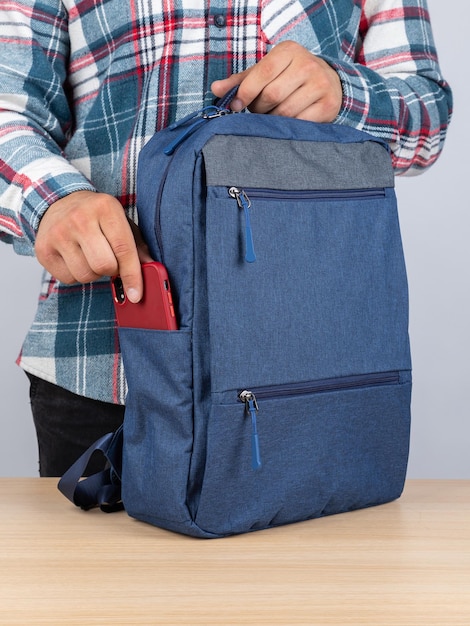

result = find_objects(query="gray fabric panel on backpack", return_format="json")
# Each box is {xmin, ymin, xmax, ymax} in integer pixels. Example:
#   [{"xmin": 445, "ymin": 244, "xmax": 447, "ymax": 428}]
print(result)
[{"xmin": 202, "ymin": 136, "xmax": 394, "ymax": 190}]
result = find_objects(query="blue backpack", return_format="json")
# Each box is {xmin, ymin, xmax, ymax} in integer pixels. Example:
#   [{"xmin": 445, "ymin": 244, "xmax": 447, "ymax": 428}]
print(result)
[{"xmin": 59, "ymin": 98, "xmax": 412, "ymax": 538}]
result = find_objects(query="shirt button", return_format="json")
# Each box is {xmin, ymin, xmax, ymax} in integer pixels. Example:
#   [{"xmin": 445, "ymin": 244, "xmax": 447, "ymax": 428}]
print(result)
[{"xmin": 213, "ymin": 14, "xmax": 226, "ymax": 28}]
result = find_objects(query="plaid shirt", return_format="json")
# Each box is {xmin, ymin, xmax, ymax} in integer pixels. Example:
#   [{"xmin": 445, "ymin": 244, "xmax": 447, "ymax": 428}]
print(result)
[{"xmin": 0, "ymin": 0, "xmax": 452, "ymax": 404}]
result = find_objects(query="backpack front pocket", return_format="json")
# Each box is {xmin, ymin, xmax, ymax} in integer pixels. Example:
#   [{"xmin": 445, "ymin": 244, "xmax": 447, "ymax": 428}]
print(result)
[
  {"xmin": 194, "ymin": 370, "xmax": 411, "ymax": 536},
  {"xmin": 204, "ymin": 183, "xmax": 410, "ymax": 393},
  {"xmin": 226, "ymin": 186, "xmax": 387, "ymax": 264}
]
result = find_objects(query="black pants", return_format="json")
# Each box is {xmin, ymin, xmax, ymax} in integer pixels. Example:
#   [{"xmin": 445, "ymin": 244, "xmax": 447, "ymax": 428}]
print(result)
[{"xmin": 27, "ymin": 373, "xmax": 125, "ymax": 477}]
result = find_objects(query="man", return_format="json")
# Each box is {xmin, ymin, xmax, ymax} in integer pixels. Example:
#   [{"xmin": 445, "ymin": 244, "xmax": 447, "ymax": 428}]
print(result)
[{"xmin": 0, "ymin": 1, "xmax": 452, "ymax": 475}]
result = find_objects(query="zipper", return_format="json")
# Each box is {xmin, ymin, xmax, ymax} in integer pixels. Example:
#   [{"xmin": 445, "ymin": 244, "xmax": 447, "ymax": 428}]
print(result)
[
  {"xmin": 238, "ymin": 371, "xmax": 401, "ymax": 471},
  {"xmin": 243, "ymin": 371, "xmax": 400, "ymax": 400},
  {"xmin": 227, "ymin": 186, "xmax": 386, "ymax": 264},
  {"xmin": 239, "ymin": 187, "xmax": 386, "ymax": 201}
]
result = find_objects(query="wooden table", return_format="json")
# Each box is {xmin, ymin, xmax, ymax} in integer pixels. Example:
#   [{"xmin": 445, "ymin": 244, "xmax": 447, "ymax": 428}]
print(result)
[{"xmin": 0, "ymin": 479, "xmax": 469, "ymax": 625}]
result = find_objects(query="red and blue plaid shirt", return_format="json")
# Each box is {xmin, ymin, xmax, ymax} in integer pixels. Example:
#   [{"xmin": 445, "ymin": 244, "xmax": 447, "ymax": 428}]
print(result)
[{"xmin": 0, "ymin": 0, "xmax": 452, "ymax": 403}]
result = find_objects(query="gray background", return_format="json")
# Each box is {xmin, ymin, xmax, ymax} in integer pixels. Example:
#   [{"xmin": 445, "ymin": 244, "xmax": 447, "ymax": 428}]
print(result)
[{"xmin": 0, "ymin": 0, "xmax": 468, "ymax": 477}]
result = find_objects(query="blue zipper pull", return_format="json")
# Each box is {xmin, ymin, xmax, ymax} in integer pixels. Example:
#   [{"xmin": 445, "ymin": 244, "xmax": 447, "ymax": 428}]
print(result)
[
  {"xmin": 163, "ymin": 117, "xmax": 208, "ymax": 155},
  {"xmin": 228, "ymin": 187, "xmax": 256, "ymax": 263},
  {"xmin": 239, "ymin": 390, "xmax": 262, "ymax": 470},
  {"xmin": 168, "ymin": 109, "xmax": 202, "ymax": 132}
]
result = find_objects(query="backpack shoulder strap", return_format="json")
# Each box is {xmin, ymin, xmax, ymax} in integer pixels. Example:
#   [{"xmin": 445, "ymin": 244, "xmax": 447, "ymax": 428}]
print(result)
[{"xmin": 57, "ymin": 426, "xmax": 123, "ymax": 513}]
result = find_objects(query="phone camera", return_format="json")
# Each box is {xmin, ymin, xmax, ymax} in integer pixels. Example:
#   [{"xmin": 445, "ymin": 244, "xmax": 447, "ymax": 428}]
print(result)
[{"xmin": 112, "ymin": 277, "xmax": 126, "ymax": 304}]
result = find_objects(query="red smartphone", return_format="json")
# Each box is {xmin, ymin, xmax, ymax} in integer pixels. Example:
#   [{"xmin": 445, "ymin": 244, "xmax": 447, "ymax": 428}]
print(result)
[{"xmin": 111, "ymin": 261, "xmax": 178, "ymax": 330}]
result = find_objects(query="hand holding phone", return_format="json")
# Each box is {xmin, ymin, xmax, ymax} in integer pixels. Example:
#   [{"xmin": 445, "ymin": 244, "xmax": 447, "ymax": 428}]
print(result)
[{"xmin": 111, "ymin": 262, "xmax": 178, "ymax": 330}]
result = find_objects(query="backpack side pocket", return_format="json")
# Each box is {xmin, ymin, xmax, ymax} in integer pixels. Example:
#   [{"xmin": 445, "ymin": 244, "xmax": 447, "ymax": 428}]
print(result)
[{"xmin": 118, "ymin": 327, "xmax": 199, "ymax": 532}]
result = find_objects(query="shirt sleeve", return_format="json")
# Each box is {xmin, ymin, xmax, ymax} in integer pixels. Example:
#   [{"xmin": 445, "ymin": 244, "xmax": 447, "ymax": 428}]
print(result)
[
  {"xmin": 0, "ymin": 1, "xmax": 95, "ymax": 255},
  {"xmin": 325, "ymin": 0, "xmax": 453, "ymax": 175}
]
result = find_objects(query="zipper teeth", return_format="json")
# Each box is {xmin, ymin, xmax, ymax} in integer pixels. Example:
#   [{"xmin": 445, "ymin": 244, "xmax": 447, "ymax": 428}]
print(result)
[
  {"xmin": 240, "ymin": 372, "xmax": 400, "ymax": 401},
  {"xmin": 241, "ymin": 187, "xmax": 386, "ymax": 200}
]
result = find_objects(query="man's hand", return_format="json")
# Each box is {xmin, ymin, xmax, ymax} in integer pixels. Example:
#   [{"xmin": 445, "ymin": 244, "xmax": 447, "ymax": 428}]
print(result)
[
  {"xmin": 35, "ymin": 190, "xmax": 153, "ymax": 302},
  {"xmin": 211, "ymin": 40, "xmax": 342, "ymax": 123}
]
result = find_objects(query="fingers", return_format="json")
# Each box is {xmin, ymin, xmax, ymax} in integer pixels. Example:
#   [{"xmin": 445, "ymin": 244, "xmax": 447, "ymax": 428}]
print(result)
[
  {"xmin": 211, "ymin": 41, "xmax": 342, "ymax": 123},
  {"xmin": 217, "ymin": 45, "xmax": 294, "ymax": 114},
  {"xmin": 35, "ymin": 191, "xmax": 147, "ymax": 302}
]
